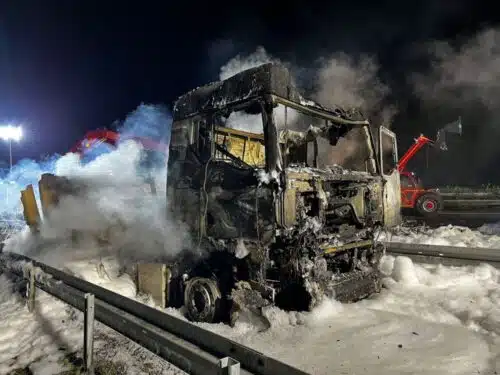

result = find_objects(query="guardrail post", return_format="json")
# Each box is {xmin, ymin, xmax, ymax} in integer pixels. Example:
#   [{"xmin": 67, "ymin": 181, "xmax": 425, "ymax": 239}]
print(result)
[
  {"xmin": 219, "ymin": 357, "xmax": 240, "ymax": 375},
  {"xmin": 83, "ymin": 293, "xmax": 95, "ymax": 375},
  {"xmin": 27, "ymin": 268, "xmax": 36, "ymax": 312}
]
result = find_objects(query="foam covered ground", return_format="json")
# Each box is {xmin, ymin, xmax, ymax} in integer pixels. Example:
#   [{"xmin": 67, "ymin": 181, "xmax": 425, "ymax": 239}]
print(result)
[
  {"xmin": 0, "ymin": 255, "xmax": 185, "ymax": 374},
  {"xmin": 4, "ymin": 224, "xmax": 500, "ymax": 374},
  {"xmin": 379, "ymin": 222, "xmax": 500, "ymax": 248},
  {"xmin": 192, "ymin": 255, "xmax": 500, "ymax": 375}
]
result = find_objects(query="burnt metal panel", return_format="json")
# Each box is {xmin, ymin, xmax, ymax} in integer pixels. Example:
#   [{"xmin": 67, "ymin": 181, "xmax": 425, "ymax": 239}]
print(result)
[
  {"xmin": 173, "ymin": 63, "xmax": 369, "ymax": 126},
  {"xmin": 173, "ymin": 63, "xmax": 300, "ymax": 121},
  {"xmin": 173, "ymin": 63, "xmax": 300, "ymax": 120}
]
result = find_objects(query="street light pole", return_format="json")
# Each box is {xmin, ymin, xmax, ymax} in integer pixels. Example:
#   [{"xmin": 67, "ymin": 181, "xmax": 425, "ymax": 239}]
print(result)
[
  {"xmin": 9, "ymin": 138, "xmax": 12, "ymax": 173},
  {"xmin": 0, "ymin": 125, "xmax": 23, "ymax": 211},
  {"xmin": 6, "ymin": 138, "xmax": 12, "ymax": 207}
]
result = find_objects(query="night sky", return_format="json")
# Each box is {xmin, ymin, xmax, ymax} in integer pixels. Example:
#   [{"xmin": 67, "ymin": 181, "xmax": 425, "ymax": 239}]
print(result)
[{"xmin": 0, "ymin": 1, "xmax": 498, "ymax": 185}]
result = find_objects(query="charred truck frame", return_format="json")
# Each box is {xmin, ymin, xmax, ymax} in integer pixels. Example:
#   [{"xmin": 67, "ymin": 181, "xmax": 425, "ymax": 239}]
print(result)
[{"xmin": 166, "ymin": 63, "xmax": 401, "ymax": 323}]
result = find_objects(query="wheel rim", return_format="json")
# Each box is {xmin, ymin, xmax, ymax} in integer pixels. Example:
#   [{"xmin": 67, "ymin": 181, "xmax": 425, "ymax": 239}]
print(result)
[
  {"xmin": 189, "ymin": 284, "xmax": 211, "ymax": 316},
  {"xmin": 422, "ymin": 199, "xmax": 437, "ymax": 212},
  {"xmin": 184, "ymin": 278, "xmax": 221, "ymax": 322}
]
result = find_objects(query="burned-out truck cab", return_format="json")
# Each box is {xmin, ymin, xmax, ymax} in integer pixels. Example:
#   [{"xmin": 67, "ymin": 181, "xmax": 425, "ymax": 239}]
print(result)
[{"xmin": 167, "ymin": 63, "xmax": 401, "ymax": 323}]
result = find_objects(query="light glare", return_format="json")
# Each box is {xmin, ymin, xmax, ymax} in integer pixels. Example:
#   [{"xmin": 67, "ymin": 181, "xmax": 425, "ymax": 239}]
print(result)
[{"xmin": 0, "ymin": 125, "xmax": 23, "ymax": 141}]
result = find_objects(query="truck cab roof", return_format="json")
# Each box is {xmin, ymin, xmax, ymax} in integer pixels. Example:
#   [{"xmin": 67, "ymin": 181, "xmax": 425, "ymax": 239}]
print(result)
[{"xmin": 172, "ymin": 62, "xmax": 367, "ymax": 125}]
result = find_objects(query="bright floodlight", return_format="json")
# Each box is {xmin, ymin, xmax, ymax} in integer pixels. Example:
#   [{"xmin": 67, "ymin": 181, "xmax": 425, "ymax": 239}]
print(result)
[{"xmin": 0, "ymin": 125, "xmax": 23, "ymax": 141}]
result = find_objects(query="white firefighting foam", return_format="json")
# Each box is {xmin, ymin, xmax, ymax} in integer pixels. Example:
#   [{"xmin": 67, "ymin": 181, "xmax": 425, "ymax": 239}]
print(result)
[
  {"xmin": 4, "ymin": 219, "xmax": 500, "ymax": 374},
  {"xmin": 379, "ymin": 223, "xmax": 500, "ymax": 248}
]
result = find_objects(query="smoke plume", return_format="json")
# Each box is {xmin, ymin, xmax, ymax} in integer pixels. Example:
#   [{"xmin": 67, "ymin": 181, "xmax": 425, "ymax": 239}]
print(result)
[
  {"xmin": 313, "ymin": 53, "xmax": 396, "ymax": 167},
  {"xmin": 218, "ymin": 47, "xmax": 395, "ymax": 169},
  {"xmin": 314, "ymin": 53, "xmax": 392, "ymax": 119},
  {"xmin": 410, "ymin": 27, "xmax": 500, "ymax": 184},
  {"xmin": 117, "ymin": 103, "xmax": 172, "ymax": 144},
  {"xmin": 219, "ymin": 47, "xmax": 299, "ymax": 133},
  {"xmin": 3, "ymin": 104, "xmax": 191, "ymax": 268},
  {"xmin": 412, "ymin": 28, "xmax": 500, "ymax": 109},
  {"xmin": 219, "ymin": 46, "xmax": 279, "ymax": 81}
]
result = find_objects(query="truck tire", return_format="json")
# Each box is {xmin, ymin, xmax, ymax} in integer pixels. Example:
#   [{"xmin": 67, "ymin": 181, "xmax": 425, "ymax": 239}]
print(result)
[
  {"xmin": 184, "ymin": 277, "xmax": 223, "ymax": 323},
  {"xmin": 415, "ymin": 192, "xmax": 443, "ymax": 217}
]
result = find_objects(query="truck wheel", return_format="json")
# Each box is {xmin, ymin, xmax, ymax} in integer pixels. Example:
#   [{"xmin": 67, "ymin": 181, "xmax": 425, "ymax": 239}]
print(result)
[
  {"xmin": 184, "ymin": 277, "xmax": 222, "ymax": 323},
  {"xmin": 415, "ymin": 192, "xmax": 443, "ymax": 217}
]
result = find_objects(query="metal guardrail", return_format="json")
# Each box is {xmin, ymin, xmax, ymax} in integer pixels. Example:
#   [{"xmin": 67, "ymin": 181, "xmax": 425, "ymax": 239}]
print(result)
[
  {"xmin": 0, "ymin": 252, "xmax": 310, "ymax": 375},
  {"xmin": 7, "ymin": 242, "xmax": 500, "ymax": 373},
  {"xmin": 440, "ymin": 192, "xmax": 500, "ymax": 199},
  {"xmin": 384, "ymin": 241, "xmax": 500, "ymax": 267},
  {"xmin": 437, "ymin": 191, "xmax": 500, "ymax": 210},
  {"xmin": 444, "ymin": 199, "xmax": 500, "ymax": 208},
  {"xmin": 402, "ymin": 211, "xmax": 500, "ymax": 228}
]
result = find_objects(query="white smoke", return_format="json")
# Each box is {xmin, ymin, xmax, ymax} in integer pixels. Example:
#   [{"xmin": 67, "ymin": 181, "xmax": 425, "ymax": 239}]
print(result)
[
  {"xmin": 118, "ymin": 103, "xmax": 171, "ymax": 144},
  {"xmin": 407, "ymin": 28, "xmax": 500, "ymax": 185},
  {"xmin": 219, "ymin": 47, "xmax": 299, "ymax": 133},
  {"xmin": 3, "ymin": 105, "xmax": 191, "ymax": 267},
  {"xmin": 412, "ymin": 28, "xmax": 500, "ymax": 109},
  {"xmin": 219, "ymin": 47, "xmax": 394, "ymax": 126},
  {"xmin": 315, "ymin": 53, "xmax": 397, "ymax": 125},
  {"xmin": 219, "ymin": 46, "xmax": 277, "ymax": 81},
  {"xmin": 314, "ymin": 53, "xmax": 395, "ymax": 167},
  {"xmin": 0, "ymin": 104, "xmax": 169, "ymax": 223},
  {"xmin": 314, "ymin": 53, "xmax": 390, "ymax": 113},
  {"xmin": 218, "ymin": 47, "xmax": 395, "ymax": 168}
]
